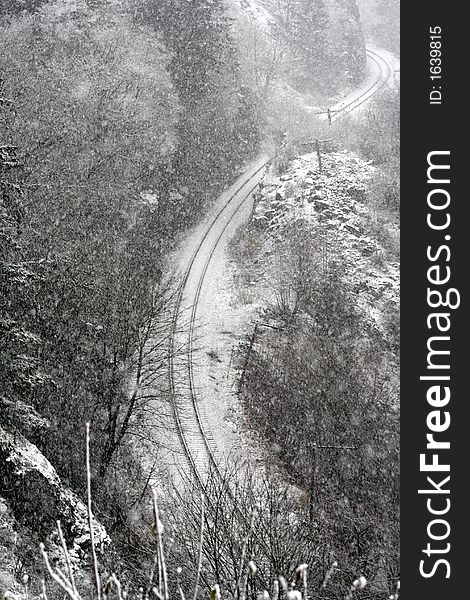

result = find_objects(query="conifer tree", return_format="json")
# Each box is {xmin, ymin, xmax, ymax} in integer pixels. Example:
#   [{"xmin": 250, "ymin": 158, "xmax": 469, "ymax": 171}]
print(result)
[
  {"xmin": 145, "ymin": 0, "xmax": 260, "ymax": 216},
  {"xmin": 334, "ymin": 0, "xmax": 366, "ymax": 82},
  {"xmin": 289, "ymin": 0, "xmax": 331, "ymax": 90},
  {"xmin": 0, "ymin": 82, "xmax": 43, "ymax": 431}
]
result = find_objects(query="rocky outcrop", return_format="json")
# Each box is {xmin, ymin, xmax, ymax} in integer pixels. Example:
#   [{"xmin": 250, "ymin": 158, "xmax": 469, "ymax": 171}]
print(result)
[
  {"xmin": 0, "ymin": 424, "xmax": 109, "ymax": 550},
  {"xmin": 252, "ymin": 150, "xmax": 399, "ymax": 335}
]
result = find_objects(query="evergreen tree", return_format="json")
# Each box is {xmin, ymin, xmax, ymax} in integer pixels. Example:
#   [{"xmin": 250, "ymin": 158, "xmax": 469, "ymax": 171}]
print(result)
[
  {"xmin": 0, "ymin": 81, "xmax": 43, "ymax": 431},
  {"xmin": 333, "ymin": 0, "xmax": 366, "ymax": 83},
  {"xmin": 0, "ymin": 0, "xmax": 48, "ymax": 17},
  {"xmin": 275, "ymin": 0, "xmax": 366, "ymax": 92},
  {"xmin": 144, "ymin": 0, "xmax": 260, "ymax": 218},
  {"xmin": 289, "ymin": 0, "xmax": 331, "ymax": 91}
]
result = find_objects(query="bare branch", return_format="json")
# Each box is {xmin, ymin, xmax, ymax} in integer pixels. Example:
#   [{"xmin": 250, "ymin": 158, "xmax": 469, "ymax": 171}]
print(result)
[
  {"xmin": 40, "ymin": 543, "xmax": 78, "ymax": 600},
  {"xmin": 57, "ymin": 520, "xmax": 79, "ymax": 597},
  {"xmin": 86, "ymin": 422, "xmax": 102, "ymax": 600},
  {"xmin": 193, "ymin": 494, "xmax": 205, "ymax": 600}
]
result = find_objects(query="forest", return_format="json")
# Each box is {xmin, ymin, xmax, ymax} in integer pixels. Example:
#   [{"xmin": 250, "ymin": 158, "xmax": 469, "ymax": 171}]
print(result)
[{"xmin": 1, "ymin": 1, "xmax": 399, "ymax": 598}]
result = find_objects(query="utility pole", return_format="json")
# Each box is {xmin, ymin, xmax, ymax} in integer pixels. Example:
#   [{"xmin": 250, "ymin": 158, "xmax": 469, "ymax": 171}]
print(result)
[{"xmin": 315, "ymin": 138, "xmax": 323, "ymax": 173}]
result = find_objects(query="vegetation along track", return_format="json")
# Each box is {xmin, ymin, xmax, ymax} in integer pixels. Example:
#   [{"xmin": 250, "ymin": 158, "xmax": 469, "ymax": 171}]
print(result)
[{"xmin": 167, "ymin": 46, "xmax": 396, "ymax": 491}]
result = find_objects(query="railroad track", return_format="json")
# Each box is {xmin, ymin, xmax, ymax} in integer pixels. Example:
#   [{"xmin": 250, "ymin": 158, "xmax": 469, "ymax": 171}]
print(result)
[
  {"xmin": 168, "ymin": 46, "xmax": 395, "ymax": 490},
  {"xmin": 329, "ymin": 47, "xmax": 393, "ymax": 123},
  {"xmin": 168, "ymin": 160, "xmax": 268, "ymax": 488}
]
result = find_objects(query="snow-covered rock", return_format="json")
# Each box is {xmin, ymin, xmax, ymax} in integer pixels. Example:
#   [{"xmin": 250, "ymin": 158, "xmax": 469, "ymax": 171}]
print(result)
[
  {"xmin": 252, "ymin": 151, "xmax": 399, "ymax": 333},
  {"xmin": 0, "ymin": 425, "xmax": 109, "ymax": 553}
]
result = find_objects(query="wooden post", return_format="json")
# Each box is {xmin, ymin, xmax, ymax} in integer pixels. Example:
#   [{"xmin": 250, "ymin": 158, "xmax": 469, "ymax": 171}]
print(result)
[
  {"xmin": 312, "ymin": 138, "xmax": 333, "ymax": 173},
  {"xmin": 315, "ymin": 138, "xmax": 323, "ymax": 173}
]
